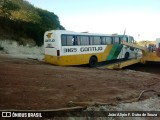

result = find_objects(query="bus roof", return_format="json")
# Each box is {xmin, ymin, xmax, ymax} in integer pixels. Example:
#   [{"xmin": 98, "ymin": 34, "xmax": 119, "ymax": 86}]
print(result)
[
  {"xmin": 45, "ymin": 30, "xmax": 111, "ymax": 36},
  {"xmin": 45, "ymin": 30, "xmax": 132, "ymax": 37}
]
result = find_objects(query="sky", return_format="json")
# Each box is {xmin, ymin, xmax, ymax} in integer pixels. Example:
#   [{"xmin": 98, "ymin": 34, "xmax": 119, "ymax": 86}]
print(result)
[{"xmin": 26, "ymin": 0, "xmax": 160, "ymax": 41}]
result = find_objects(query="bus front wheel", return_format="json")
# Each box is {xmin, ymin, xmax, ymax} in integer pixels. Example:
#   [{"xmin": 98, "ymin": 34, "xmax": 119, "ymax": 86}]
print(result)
[{"xmin": 89, "ymin": 56, "xmax": 97, "ymax": 67}]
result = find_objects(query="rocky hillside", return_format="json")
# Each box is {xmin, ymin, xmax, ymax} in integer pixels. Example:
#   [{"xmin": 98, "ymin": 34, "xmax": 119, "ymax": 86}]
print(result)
[{"xmin": 0, "ymin": 0, "xmax": 65, "ymax": 46}]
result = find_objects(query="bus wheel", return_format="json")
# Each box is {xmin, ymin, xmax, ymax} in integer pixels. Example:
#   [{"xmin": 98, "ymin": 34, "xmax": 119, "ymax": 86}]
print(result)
[
  {"xmin": 89, "ymin": 56, "xmax": 97, "ymax": 67},
  {"xmin": 124, "ymin": 52, "xmax": 129, "ymax": 60}
]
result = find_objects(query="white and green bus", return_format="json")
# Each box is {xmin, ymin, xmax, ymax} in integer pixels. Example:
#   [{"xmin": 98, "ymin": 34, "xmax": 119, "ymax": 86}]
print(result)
[{"xmin": 44, "ymin": 30, "xmax": 138, "ymax": 67}]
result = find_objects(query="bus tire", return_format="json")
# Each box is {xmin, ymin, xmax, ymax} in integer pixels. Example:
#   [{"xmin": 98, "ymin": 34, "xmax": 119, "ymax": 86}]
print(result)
[
  {"xmin": 124, "ymin": 52, "xmax": 129, "ymax": 60},
  {"xmin": 89, "ymin": 56, "xmax": 97, "ymax": 67}
]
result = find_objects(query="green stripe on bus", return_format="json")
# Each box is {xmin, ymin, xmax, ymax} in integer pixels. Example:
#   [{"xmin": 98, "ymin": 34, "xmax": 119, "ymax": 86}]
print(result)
[
  {"xmin": 107, "ymin": 44, "xmax": 123, "ymax": 60},
  {"xmin": 112, "ymin": 44, "xmax": 123, "ymax": 59},
  {"xmin": 107, "ymin": 45, "xmax": 117, "ymax": 60}
]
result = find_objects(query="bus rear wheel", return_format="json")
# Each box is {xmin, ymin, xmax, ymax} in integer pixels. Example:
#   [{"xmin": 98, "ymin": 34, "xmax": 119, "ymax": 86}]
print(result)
[{"xmin": 89, "ymin": 56, "xmax": 97, "ymax": 67}]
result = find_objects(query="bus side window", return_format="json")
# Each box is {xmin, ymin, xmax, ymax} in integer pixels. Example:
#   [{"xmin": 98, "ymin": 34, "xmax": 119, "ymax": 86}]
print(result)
[
  {"xmin": 80, "ymin": 36, "xmax": 89, "ymax": 45},
  {"xmin": 93, "ymin": 36, "xmax": 101, "ymax": 45},
  {"xmin": 101, "ymin": 36, "xmax": 106, "ymax": 45},
  {"xmin": 119, "ymin": 37, "xmax": 123, "ymax": 43},
  {"xmin": 130, "ymin": 37, "xmax": 134, "ymax": 43},
  {"xmin": 73, "ymin": 36, "xmax": 78, "ymax": 46},
  {"xmin": 114, "ymin": 37, "xmax": 120, "ymax": 44},
  {"xmin": 89, "ymin": 36, "xmax": 93, "ymax": 45},
  {"xmin": 61, "ymin": 35, "xmax": 67, "ymax": 46},
  {"xmin": 67, "ymin": 35, "xmax": 74, "ymax": 46},
  {"xmin": 77, "ymin": 36, "xmax": 81, "ymax": 45},
  {"xmin": 128, "ymin": 36, "xmax": 133, "ymax": 43},
  {"xmin": 122, "ymin": 36, "xmax": 128, "ymax": 42},
  {"xmin": 106, "ymin": 36, "xmax": 112, "ymax": 44}
]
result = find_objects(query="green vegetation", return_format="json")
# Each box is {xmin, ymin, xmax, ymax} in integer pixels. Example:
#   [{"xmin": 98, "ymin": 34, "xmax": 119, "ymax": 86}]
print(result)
[{"xmin": 0, "ymin": 0, "xmax": 65, "ymax": 46}]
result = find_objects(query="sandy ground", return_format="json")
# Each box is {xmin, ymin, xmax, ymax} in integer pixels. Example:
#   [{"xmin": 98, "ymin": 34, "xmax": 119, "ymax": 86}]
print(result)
[{"xmin": 0, "ymin": 54, "xmax": 160, "ymax": 111}]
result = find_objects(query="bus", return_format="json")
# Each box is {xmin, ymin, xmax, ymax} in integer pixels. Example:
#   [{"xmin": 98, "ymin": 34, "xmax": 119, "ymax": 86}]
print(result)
[{"xmin": 44, "ymin": 30, "xmax": 138, "ymax": 67}]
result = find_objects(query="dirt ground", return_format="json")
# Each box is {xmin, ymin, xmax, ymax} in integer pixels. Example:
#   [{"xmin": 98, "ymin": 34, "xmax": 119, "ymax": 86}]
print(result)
[{"xmin": 0, "ymin": 54, "xmax": 160, "ymax": 110}]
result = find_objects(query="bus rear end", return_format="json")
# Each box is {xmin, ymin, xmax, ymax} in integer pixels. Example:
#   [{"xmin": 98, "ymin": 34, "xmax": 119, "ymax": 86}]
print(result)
[{"xmin": 44, "ymin": 30, "xmax": 61, "ymax": 65}]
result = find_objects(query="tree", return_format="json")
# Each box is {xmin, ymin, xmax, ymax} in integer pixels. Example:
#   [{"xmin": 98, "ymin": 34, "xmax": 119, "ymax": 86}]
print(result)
[
  {"xmin": 0, "ymin": 0, "xmax": 20, "ymax": 18},
  {"xmin": 36, "ymin": 8, "xmax": 65, "ymax": 30},
  {"xmin": 0, "ymin": 0, "xmax": 65, "ymax": 46}
]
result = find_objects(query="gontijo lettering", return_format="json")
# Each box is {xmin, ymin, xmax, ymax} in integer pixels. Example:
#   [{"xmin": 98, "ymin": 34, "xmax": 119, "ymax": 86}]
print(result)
[
  {"xmin": 80, "ymin": 47, "xmax": 103, "ymax": 52},
  {"xmin": 64, "ymin": 47, "xmax": 103, "ymax": 53}
]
